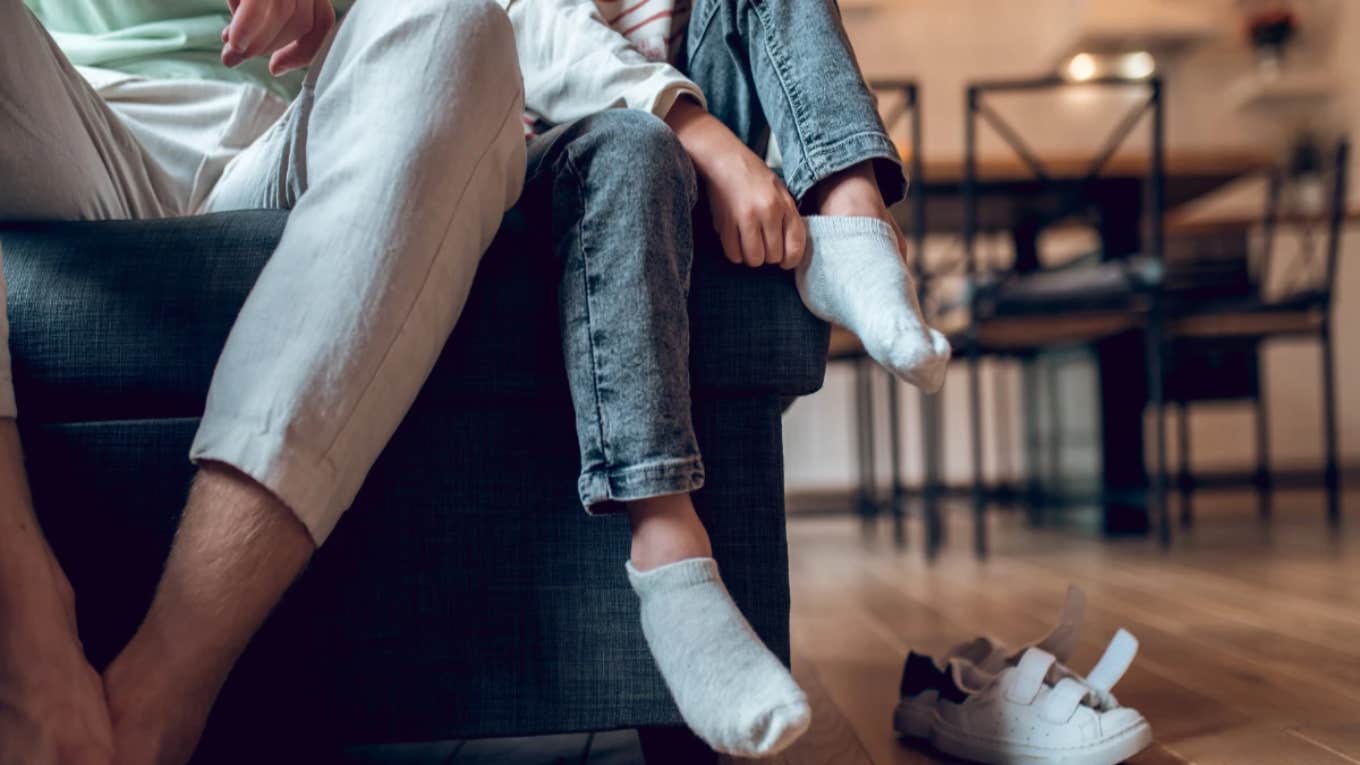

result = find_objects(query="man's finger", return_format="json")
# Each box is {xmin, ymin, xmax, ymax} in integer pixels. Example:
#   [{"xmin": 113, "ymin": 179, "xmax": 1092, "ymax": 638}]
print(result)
[
  {"xmin": 269, "ymin": 0, "xmax": 333, "ymax": 74},
  {"xmin": 226, "ymin": 0, "xmax": 289, "ymax": 58}
]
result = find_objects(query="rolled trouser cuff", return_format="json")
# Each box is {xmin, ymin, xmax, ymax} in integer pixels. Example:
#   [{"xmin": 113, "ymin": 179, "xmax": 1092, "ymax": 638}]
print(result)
[
  {"xmin": 190, "ymin": 417, "xmax": 344, "ymax": 546},
  {"xmin": 784, "ymin": 129, "xmax": 907, "ymax": 208},
  {"xmin": 579, "ymin": 455, "xmax": 706, "ymax": 514}
]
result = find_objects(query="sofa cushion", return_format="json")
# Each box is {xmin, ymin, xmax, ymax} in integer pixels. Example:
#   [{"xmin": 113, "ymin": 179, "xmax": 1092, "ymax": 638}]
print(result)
[{"xmin": 1, "ymin": 210, "xmax": 828, "ymax": 424}]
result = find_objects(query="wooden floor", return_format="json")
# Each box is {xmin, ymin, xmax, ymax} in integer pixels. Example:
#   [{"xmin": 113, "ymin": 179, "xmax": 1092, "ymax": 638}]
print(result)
[
  {"xmin": 346, "ymin": 489, "xmax": 1359, "ymax": 764},
  {"xmin": 775, "ymin": 489, "xmax": 1360, "ymax": 765}
]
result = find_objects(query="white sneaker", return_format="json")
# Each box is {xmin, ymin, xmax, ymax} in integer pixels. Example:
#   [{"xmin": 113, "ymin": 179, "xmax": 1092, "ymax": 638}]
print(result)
[
  {"xmin": 894, "ymin": 586, "xmax": 1087, "ymax": 738},
  {"xmin": 930, "ymin": 632, "xmax": 1153, "ymax": 765}
]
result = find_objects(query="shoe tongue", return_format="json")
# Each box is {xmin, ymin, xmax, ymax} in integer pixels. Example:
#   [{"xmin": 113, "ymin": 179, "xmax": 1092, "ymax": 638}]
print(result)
[
  {"xmin": 949, "ymin": 636, "xmax": 1004, "ymax": 672},
  {"xmin": 945, "ymin": 656, "xmax": 993, "ymax": 694},
  {"xmin": 1034, "ymin": 585, "xmax": 1086, "ymax": 662}
]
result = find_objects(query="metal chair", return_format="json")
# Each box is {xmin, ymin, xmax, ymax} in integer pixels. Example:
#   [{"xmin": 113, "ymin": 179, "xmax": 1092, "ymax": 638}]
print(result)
[
  {"xmin": 958, "ymin": 75, "xmax": 1170, "ymax": 553},
  {"xmin": 1169, "ymin": 137, "xmax": 1349, "ymax": 529}
]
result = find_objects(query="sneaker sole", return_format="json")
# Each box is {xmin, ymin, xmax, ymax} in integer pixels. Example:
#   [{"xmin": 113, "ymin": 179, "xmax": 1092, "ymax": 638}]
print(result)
[
  {"xmin": 892, "ymin": 696, "xmax": 936, "ymax": 739},
  {"xmin": 930, "ymin": 715, "xmax": 1154, "ymax": 765}
]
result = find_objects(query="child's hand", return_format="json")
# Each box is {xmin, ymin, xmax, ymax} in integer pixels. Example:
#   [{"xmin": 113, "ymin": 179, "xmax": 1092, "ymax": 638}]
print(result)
[
  {"xmin": 665, "ymin": 99, "xmax": 806, "ymax": 270},
  {"xmin": 221, "ymin": 0, "xmax": 336, "ymax": 76}
]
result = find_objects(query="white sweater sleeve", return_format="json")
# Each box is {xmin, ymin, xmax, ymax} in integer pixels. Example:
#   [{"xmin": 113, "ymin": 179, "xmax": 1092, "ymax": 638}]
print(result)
[{"xmin": 503, "ymin": 0, "xmax": 707, "ymax": 125}]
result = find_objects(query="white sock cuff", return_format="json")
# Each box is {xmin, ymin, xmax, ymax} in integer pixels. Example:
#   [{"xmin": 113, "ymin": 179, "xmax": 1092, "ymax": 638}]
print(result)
[
  {"xmin": 626, "ymin": 557, "xmax": 720, "ymax": 593},
  {"xmin": 804, "ymin": 215, "xmax": 895, "ymax": 240}
]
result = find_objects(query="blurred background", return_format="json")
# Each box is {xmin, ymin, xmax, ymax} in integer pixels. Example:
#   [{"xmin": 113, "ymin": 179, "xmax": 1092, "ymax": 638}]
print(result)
[
  {"xmin": 775, "ymin": 3, "xmax": 1360, "ymax": 762},
  {"xmin": 783, "ymin": 0, "xmax": 1357, "ymax": 545}
]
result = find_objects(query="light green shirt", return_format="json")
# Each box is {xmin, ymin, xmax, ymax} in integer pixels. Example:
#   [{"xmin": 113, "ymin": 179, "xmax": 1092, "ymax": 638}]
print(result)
[{"xmin": 23, "ymin": 0, "xmax": 349, "ymax": 99}]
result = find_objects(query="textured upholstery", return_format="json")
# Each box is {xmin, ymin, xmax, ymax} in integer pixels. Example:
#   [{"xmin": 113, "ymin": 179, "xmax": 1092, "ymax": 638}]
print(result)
[
  {"xmin": 0, "ymin": 211, "xmax": 828, "ymax": 756},
  {"xmin": 2, "ymin": 211, "xmax": 828, "ymax": 423}
]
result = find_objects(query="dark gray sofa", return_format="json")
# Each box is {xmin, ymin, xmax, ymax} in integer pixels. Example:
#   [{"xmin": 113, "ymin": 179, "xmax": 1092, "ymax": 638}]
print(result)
[{"xmin": 0, "ymin": 208, "xmax": 828, "ymax": 762}]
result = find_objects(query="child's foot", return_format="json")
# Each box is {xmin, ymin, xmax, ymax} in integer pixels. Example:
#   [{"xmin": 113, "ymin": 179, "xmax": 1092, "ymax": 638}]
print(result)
[
  {"xmin": 797, "ymin": 215, "xmax": 951, "ymax": 392},
  {"xmin": 627, "ymin": 558, "xmax": 810, "ymax": 757}
]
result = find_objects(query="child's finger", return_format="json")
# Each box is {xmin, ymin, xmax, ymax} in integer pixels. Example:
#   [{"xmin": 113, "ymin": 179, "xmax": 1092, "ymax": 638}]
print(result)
[
  {"xmin": 718, "ymin": 225, "xmax": 744, "ymax": 265},
  {"xmin": 781, "ymin": 211, "xmax": 806, "ymax": 270},
  {"xmin": 761, "ymin": 214, "xmax": 784, "ymax": 266},
  {"xmin": 738, "ymin": 221, "xmax": 766, "ymax": 268}
]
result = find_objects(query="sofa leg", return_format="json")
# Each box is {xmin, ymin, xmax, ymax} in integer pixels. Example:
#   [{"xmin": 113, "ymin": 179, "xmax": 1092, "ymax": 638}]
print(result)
[{"xmin": 637, "ymin": 725, "xmax": 718, "ymax": 765}]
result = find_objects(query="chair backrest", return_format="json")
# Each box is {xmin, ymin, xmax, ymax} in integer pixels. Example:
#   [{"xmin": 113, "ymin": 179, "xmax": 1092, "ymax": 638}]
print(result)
[
  {"xmin": 1260, "ymin": 137, "xmax": 1349, "ymax": 305},
  {"xmin": 961, "ymin": 76, "xmax": 1166, "ymax": 282}
]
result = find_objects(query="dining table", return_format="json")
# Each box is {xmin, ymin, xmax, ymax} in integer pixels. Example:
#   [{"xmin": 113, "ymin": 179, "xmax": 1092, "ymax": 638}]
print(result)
[{"xmin": 900, "ymin": 147, "xmax": 1271, "ymax": 534}]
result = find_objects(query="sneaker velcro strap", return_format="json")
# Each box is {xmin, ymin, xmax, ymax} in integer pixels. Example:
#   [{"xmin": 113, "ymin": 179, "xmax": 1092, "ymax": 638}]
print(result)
[
  {"xmin": 1086, "ymin": 629, "xmax": 1137, "ymax": 693},
  {"xmin": 1041, "ymin": 677, "xmax": 1091, "ymax": 723},
  {"xmin": 1004, "ymin": 648, "xmax": 1055, "ymax": 704}
]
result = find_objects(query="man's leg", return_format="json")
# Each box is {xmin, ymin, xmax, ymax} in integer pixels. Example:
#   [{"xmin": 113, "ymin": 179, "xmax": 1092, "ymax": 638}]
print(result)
[
  {"xmin": 101, "ymin": 1, "xmax": 527, "ymax": 762},
  {"xmin": 683, "ymin": 0, "xmax": 950, "ymax": 391},
  {"xmin": 527, "ymin": 111, "xmax": 808, "ymax": 757},
  {"xmin": 0, "ymin": 1, "xmax": 189, "ymax": 762},
  {"xmin": 101, "ymin": 465, "xmax": 311, "ymax": 765}
]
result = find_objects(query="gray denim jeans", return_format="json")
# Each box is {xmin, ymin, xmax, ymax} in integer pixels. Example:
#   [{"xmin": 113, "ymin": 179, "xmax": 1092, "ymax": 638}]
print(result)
[
  {"xmin": 532, "ymin": 0, "xmax": 902, "ymax": 511},
  {"xmin": 525, "ymin": 110, "xmax": 704, "ymax": 510},
  {"xmin": 684, "ymin": 0, "xmax": 906, "ymax": 206}
]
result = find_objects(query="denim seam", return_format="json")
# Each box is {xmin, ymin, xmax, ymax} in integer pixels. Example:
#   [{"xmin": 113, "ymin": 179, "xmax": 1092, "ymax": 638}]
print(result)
[
  {"xmin": 562, "ymin": 143, "xmax": 614, "ymax": 471},
  {"xmin": 686, "ymin": 0, "xmax": 724, "ymax": 63},
  {"xmin": 580, "ymin": 455, "xmax": 706, "ymax": 510},
  {"xmin": 747, "ymin": 0, "xmax": 818, "ymax": 186},
  {"xmin": 315, "ymin": 84, "xmax": 525, "ymax": 464}
]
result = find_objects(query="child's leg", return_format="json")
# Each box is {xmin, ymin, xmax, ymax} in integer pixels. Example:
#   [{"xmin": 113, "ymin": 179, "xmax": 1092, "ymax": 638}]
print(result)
[
  {"xmin": 525, "ymin": 109, "xmax": 808, "ymax": 757},
  {"xmin": 683, "ymin": 0, "xmax": 950, "ymax": 391}
]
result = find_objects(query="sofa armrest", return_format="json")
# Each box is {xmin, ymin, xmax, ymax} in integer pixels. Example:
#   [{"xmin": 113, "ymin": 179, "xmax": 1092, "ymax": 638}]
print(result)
[{"xmin": 1, "ymin": 211, "xmax": 830, "ymax": 424}]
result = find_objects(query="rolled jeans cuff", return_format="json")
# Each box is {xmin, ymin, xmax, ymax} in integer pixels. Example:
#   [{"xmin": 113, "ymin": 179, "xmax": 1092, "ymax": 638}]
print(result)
[
  {"xmin": 189, "ymin": 417, "xmax": 344, "ymax": 546},
  {"xmin": 785, "ymin": 130, "xmax": 907, "ymax": 208},
  {"xmin": 579, "ymin": 455, "xmax": 706, "ymax": 513}
]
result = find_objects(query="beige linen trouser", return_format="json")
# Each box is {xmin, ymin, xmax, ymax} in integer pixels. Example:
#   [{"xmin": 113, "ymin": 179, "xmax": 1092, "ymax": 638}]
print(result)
[{"xmin": 0, "ymin": 0, "xmax": 527, "ymax": 544}]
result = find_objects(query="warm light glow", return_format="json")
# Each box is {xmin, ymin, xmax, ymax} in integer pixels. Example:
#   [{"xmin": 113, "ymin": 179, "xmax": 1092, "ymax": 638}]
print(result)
[
  {"xmin": 1066, "ymin": 53, "xmax": 1098, "ymax": 82},
  {"xmin": 1119, "ymin": 51, "xmax": 1156, "ymax": 79}
]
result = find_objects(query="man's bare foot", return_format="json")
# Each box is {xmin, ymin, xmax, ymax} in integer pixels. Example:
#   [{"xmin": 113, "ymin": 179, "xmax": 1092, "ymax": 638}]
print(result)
[{"xmin": 0, "ymin": 549, "xmax": 115, "ymax": 765}]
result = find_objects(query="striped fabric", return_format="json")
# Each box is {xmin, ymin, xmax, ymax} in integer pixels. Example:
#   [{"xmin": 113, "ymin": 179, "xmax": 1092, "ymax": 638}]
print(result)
[
  {"xmin": 597, "ymin": 0, "xmax": 692, "ymax": 63},
  {"xmin": 523, "ymin": 0, "xmax": 693, "ymax": 137}
]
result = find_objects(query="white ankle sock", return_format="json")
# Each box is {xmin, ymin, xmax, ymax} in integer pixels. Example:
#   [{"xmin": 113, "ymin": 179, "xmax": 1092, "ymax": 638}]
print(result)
[
  {"xmin": 626, "ymin": 557, "xmax": 810, "ymax": 757},
  {"xmin": 797, "ymin": 215, "xmax": 951, "ymax": 392}
]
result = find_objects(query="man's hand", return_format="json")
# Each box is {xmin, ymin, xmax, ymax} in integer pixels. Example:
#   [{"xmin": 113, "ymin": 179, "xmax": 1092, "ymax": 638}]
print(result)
[
  {"xmin": 665, "ymin": 99, "xmax": 806, "ymax": 270},
  {"xmin": 220, "ymin": 0, "xmax": 336, "ymax": 76}
]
